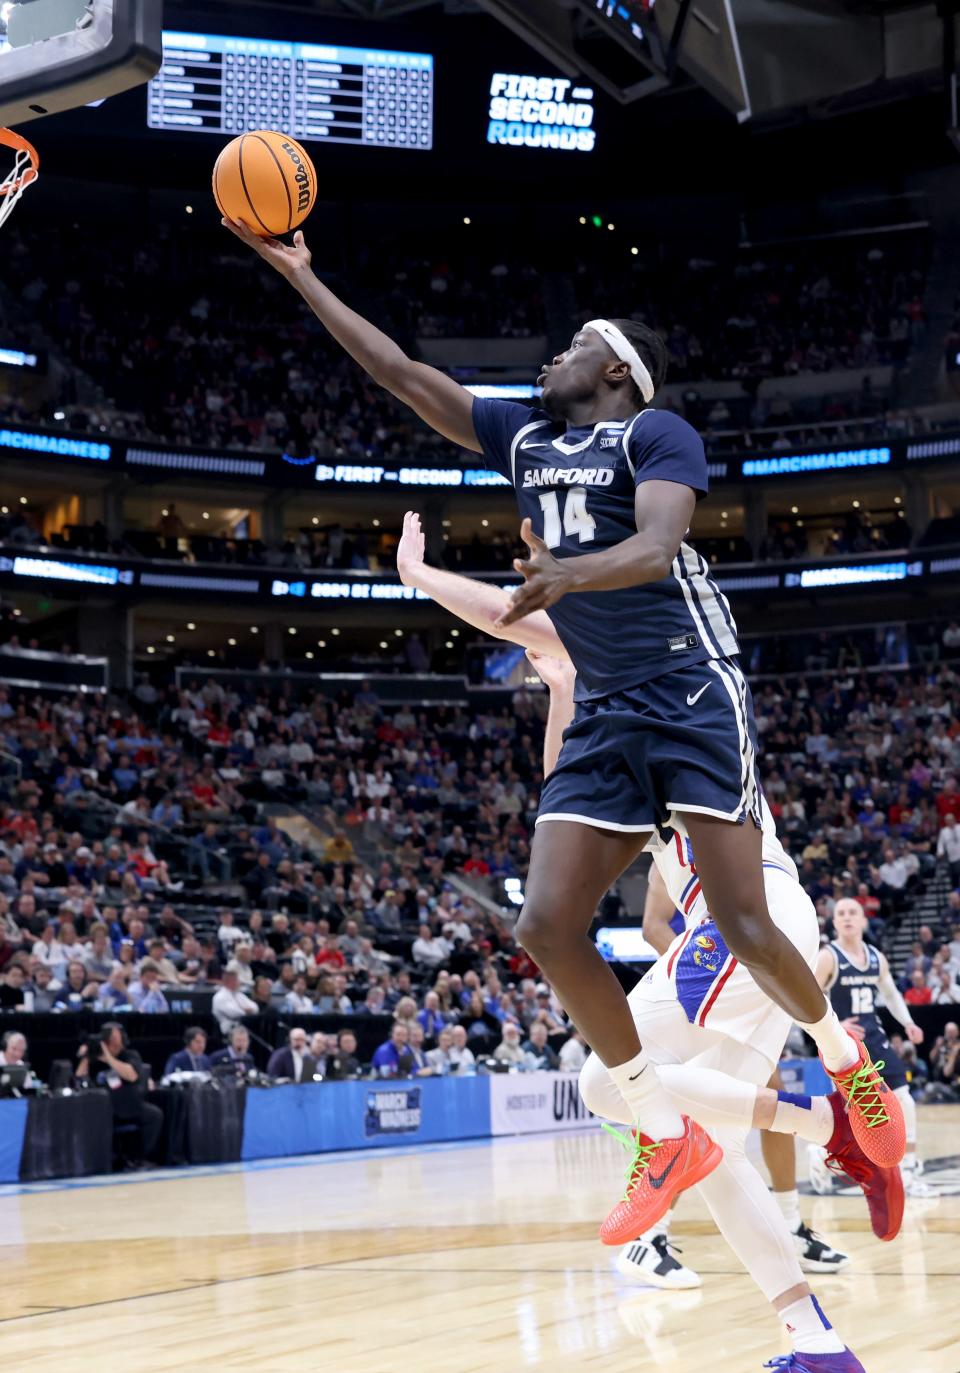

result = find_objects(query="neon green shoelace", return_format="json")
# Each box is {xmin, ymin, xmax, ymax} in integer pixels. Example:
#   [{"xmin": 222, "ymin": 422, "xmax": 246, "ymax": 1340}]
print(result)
[
  {"xmin": 602, "ymin": 1123, "xmax": 664, "ymax": 1200},
  {"xmin": 843, "ymin": 1057, "xmax": 890, "ymax": 1128}
]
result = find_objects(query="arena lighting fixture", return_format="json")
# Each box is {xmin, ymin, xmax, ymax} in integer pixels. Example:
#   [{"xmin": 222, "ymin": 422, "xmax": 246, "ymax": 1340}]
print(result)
[
  {"xmin": 463, "ymin": 216, "xmax": 471, "ymax": 224},
  {"xmin": 250, "ymin": 626, "xmax": 259, "ymax": 634},
  {"xmin": 227, "ymin": 637, "xmax": 236, "ymax": 646},
  {"xmin": 146, "ymin": 646, "xmax": 155, "ymax": 654},
  {"xmin": 791, "ymin": 505, "xmax": 799, "ymax": 514},
  {"xmin": 631, "ymin": 246, "xmax": 638, "ymax": 255},
  {"xmin": 317, "ymin": 639, "xmax": 326, "ymax": 648},
  {"xmin": 288, "ymin": 626, "xmax": 297, "ymax": 635},
  {"xmin": 331, "ymin": 628, "xmax": 340, "ymax": 636},
  {"xmin": 379, "ymin": 640, "xmax": 388, "ymax": 649},
  {"xmin": 394, "ymin": 629, "xmax": 403, "ymax": 637},
  {"xmin": 445, "ymin": 641, "xmax": 454, "ymax": 649},
  {"xmin": 450, "ymin": 629, "xmax": 459, "ymax": 637},
  {"xmin": 207, "ymin": 649, "xmax": 215, "ymax": 657},
  {"xmin": 165, "ymin": 634, "xmax": 174, "ymax": 642},
  {"xmin": 372, "ymin": 518, "xmax": 380, "ymax": 527},
  {"xmin": 185, "ymin": 621, "xmax": 196, "ymax": 630},
  {"xmin": 18, "ymin": 495, "xmax": 26, "ymax": 503},
  {"xmin": 305, "ymin": 651, "xmax": 314, "ymax": 660}
]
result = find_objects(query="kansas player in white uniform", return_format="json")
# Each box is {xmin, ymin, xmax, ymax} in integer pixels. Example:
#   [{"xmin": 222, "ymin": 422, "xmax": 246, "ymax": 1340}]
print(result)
[
  {"xmin": 229, "ymin": 218, "xmax": 903, "ymax": 1248},
  {"xmin": 394, "ymin": 515, "xmax": 902, "ymax": 1373}
]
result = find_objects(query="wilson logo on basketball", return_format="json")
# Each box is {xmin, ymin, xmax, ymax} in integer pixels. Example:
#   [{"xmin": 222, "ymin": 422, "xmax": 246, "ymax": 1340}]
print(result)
[{"xmin": 281, "ymin": 142, "xmax": 312, "ymax": 213}]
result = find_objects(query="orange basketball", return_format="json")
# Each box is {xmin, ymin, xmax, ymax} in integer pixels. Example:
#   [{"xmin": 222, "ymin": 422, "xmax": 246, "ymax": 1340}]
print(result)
[{"xmin": 212, "ymin": 130, "xmax": 316, "ymax": 237}]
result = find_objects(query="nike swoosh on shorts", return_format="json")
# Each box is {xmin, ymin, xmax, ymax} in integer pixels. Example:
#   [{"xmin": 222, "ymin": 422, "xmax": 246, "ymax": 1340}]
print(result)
[{"xmin": 686, "ymin": 683, "xmax": 711, "ymax": 707}]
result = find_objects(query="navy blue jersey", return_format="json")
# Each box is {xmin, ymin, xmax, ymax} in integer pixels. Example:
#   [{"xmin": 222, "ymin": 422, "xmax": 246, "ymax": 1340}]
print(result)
[
  {"xmin": 472, "ymin": 398, "xmax": 740, "ymax": 699},
  {"xmin": 826, "ymin": 941, "xmax": 885, "ymax": 1032}
]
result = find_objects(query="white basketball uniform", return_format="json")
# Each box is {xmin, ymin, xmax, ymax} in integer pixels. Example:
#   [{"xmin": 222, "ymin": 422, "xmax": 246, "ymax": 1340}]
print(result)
[
  {"xmin": 579, "ymin": 799, "xmax": 820, "ymax": 1305},
  {"xmin": 634, "ymin": 798, "xmax": 819, "ymax": 1068}
]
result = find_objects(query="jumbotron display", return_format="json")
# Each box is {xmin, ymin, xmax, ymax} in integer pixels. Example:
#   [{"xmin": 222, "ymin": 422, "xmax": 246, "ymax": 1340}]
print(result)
[{"xmin": 147, "ymin": 30, "xmax": 434, "ymax": 149}]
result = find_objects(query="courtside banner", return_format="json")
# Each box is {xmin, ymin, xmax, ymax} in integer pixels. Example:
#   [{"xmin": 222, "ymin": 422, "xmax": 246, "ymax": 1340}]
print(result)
[{"xmin": 489, "ymin": 1071, "xmax": 594, "ymax": 1136}]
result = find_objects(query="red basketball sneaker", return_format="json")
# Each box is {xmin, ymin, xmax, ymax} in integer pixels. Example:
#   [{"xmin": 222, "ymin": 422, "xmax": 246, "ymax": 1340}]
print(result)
[
  {"xmin": 599, "ymin": 1117, "xmax": 722, "ymax": 1246},
  {"xmin": 821, "ymin": 1040, "xmax": 905, "ymax": 1169},
  {"xmin": 821, "ymin": 1089, "xmax": 904, "ymax": 1242}
]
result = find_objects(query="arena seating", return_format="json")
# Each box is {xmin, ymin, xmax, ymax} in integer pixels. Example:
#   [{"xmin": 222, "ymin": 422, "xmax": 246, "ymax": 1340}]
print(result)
[{"xmin": 0, "ymin": 622, "xmax": 958, "ymax": 1103}]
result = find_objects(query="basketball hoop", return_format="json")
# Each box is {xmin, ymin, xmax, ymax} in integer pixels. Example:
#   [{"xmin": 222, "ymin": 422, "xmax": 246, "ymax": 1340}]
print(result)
[{"xmin": 0, "ymin": 127, "xmax": 38, "ymax": 228}]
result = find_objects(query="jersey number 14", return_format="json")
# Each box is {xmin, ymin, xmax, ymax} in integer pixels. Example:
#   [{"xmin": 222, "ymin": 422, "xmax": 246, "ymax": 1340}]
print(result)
[{"xmin": 538, "ymin": 488, "xmax": 597, "ymax": 548}]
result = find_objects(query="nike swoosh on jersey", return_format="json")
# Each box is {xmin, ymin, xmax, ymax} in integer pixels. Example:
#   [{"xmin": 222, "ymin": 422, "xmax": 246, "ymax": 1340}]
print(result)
[
  {"xmin": 686, "ymin": 683, "xmax": 711, "ymax": 707},
  {"xmin": 519, "ymin": 439, "xmax": 549, "ymax": 451},
  {"xmin": 648, "ymin": 1152, "xmax": 681, "ymax": 1189}
]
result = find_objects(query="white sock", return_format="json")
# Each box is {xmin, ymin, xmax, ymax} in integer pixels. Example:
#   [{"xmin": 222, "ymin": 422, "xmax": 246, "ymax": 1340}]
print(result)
[
  {"xmin": 607, "ymin": 1049, "xmax": 685, "ymax": 1139},
  {"xmin": 798, "ymin": 1005, "xmax": 859, "ymax": 1072},
  {"xmin": 781, "ymin": 1294, "xmax": 845, "ymax": 1355},
  {"xmin": 773, "ymin": 1188, "xmax": 802, "ymax": 1232},
  {"xmin": 896, "ymin": 1084, "xmax": 917, "ymax": 1147},
  {"xmin": 770, "ymin": 1090, "xmax": 836, "ymax": 1146}
]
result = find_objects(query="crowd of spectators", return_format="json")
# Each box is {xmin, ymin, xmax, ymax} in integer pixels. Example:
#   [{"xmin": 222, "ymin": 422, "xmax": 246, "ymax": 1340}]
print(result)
[
  {"xmin": 573, "ymin": 238, "xmax": 928, "ymax": 385},
  {"xmin": 0, "ymin": 217, "xmax": 930, "ymax": 455},
  {"xmin": 0, "ymin": 629, "xmax": 959, "ymax": 1096}
]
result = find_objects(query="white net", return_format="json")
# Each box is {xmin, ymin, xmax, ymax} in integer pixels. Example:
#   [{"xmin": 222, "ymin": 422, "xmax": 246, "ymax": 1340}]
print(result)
[{"xmin": 0, "ymin": 132, "xmax": 36, "ymax": 226}]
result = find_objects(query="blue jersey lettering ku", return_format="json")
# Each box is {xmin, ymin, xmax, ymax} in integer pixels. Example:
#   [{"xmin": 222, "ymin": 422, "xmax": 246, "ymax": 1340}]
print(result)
[
  {"xmin": 472, "ymin": 398, "xmax": 740, "ymax": 699},
  {"xmin": 472, "ymin": 397, "xmax": 760, "ymax": 832}
]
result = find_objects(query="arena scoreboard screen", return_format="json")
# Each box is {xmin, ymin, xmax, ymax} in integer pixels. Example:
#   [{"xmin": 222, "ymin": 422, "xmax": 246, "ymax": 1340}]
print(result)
[{"xmin": 147, "ymin": 30, "xmax": 434, "ymax": 149}]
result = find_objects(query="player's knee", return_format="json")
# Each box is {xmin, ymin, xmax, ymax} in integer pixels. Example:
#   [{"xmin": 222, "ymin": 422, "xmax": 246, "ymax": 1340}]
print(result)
[
  {"xmin": 719, "ymin": 913, "xmax": 781, "ymax": 973},
  {"xmin": 515, "ymin": 900, "xmax": 569, "ymax": 963}
]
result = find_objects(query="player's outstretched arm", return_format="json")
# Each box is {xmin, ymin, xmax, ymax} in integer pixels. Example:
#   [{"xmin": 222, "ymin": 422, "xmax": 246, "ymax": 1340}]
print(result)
[
  {"xmin": 878, "ymin": 953, "xmax": 924, "ymax": 1042},
  {"xmin": 641, "ymin": 864, "xmax": 676, "ymax": 957},
  {"xmin": 525, "ymin": 649, "xmax": 576, "ymax": 776},
  {"xmin": 496, "ymin": 481, "xmax": 695, "ymax": 626},
  {"xmin": 396, "ymin": 511, "xmax": 569, "ymax": 658},
  {"xmin": 222, "ymin": 220, "xmax": 479, "ymax": 452}
]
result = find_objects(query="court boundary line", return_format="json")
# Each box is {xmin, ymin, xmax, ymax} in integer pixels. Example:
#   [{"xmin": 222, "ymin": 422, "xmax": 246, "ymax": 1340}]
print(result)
[
  {"xmin": 2, "ymin": 1257, "xmax": 958, "ymax": 1328},
  {"xmin": 0, "ymin": 1132, "xmax": 518, "ymax": 1198}
]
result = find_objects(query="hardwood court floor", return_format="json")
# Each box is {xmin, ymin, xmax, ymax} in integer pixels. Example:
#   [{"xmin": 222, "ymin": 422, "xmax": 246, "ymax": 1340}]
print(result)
[{"xmin": 0, "ymin": 1106, "xmax": 957, "ymax": 1373}]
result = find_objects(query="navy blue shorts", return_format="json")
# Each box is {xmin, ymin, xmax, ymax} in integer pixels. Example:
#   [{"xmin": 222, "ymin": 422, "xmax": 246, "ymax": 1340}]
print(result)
[
  {"xmin": 538, "ymin": 657, "xmax": 761, "ymax": 833},
  {"xmin": 864, "ymin": 1027, "xmax": 908, "ymax": 1092}
]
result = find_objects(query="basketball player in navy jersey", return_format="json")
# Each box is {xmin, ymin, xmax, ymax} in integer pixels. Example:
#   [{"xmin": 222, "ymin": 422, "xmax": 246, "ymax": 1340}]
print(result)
[
  {"xmin": 395, "ymin": 515, "xmax": 903, "ymax": 1373},
  {"xmin": 225, "ymin": 218, "xmax": 904, "ymax": 1240},
  {"xmin": 811, "ymin": 897, "xmax": 933, "ymax": 1198}
]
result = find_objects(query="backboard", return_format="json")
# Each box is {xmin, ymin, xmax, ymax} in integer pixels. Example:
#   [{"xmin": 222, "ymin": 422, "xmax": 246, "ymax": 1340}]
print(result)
[{"xmin": 0, "ymin": 0, "xmax": 162, "ymax": 125}]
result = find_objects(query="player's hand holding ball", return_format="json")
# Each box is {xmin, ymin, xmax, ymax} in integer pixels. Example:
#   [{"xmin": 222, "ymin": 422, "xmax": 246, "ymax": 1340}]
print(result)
[{"xmin": 214, "ymin": 129, "xmax": 316, "ymax": 280}]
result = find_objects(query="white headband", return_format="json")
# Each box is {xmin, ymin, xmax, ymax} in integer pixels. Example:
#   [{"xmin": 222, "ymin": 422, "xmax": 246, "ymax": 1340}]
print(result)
[{"xmin": 584, "ymin": 318, "xmax": 655, "ymax": 404}]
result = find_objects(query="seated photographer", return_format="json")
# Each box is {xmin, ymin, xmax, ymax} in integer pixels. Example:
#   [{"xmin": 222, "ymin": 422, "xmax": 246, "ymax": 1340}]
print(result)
[
  {"xmin": 163, "ymin": 1026, "xmax": 212, "ymax": 1076},
  {"xmin": 76, "ymin": 1022, "xmax": 162, "ymax": 1168},
  {"xmin": 209, "ymin": 1024, "xmax": 255, "ymax": 1078}
]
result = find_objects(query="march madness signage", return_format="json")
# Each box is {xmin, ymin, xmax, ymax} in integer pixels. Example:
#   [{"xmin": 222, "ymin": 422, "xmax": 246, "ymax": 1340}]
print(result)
[
  {"xmin": 489, "ymin": 1071, "xmax": 594, "ymax": 1136},
  {"xmin": 364, "ymin": 1087, "xmax": 423, "ymax": 1137}
]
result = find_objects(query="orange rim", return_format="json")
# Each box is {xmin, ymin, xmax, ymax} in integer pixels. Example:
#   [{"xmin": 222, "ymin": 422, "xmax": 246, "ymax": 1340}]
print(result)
[{"xmin": 0, "ymin": 127, "xmax": 39, "ymax": 196}]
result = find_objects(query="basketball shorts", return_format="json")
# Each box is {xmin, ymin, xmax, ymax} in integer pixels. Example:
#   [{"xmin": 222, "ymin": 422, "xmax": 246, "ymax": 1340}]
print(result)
[
  {"xmin": 864, "ymin": 1024, "xmax": 908, "ymax": 1092},
  {"xmin": 537, "ymin": 656, "xmax": 761, "ymax": 833},
  {"xmin": 631, "ymin": 864, "xmax": 820, "ymax": 1069}
]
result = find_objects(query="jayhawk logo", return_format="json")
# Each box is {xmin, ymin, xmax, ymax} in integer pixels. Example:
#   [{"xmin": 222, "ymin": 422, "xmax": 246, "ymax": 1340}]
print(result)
[{"xmin": 692, "ymin": 932, "xmax": 722, "ymax": 974}]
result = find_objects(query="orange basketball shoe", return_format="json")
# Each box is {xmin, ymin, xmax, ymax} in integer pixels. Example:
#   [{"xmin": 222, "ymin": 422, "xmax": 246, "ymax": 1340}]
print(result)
[
  {"xmin": 599, "ymin": 1117, "xmax": 723, "ymax": 1246},
  {"xmin": 821, "ymin": 1040, "xmax": 905, "ymax": 1168}
]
